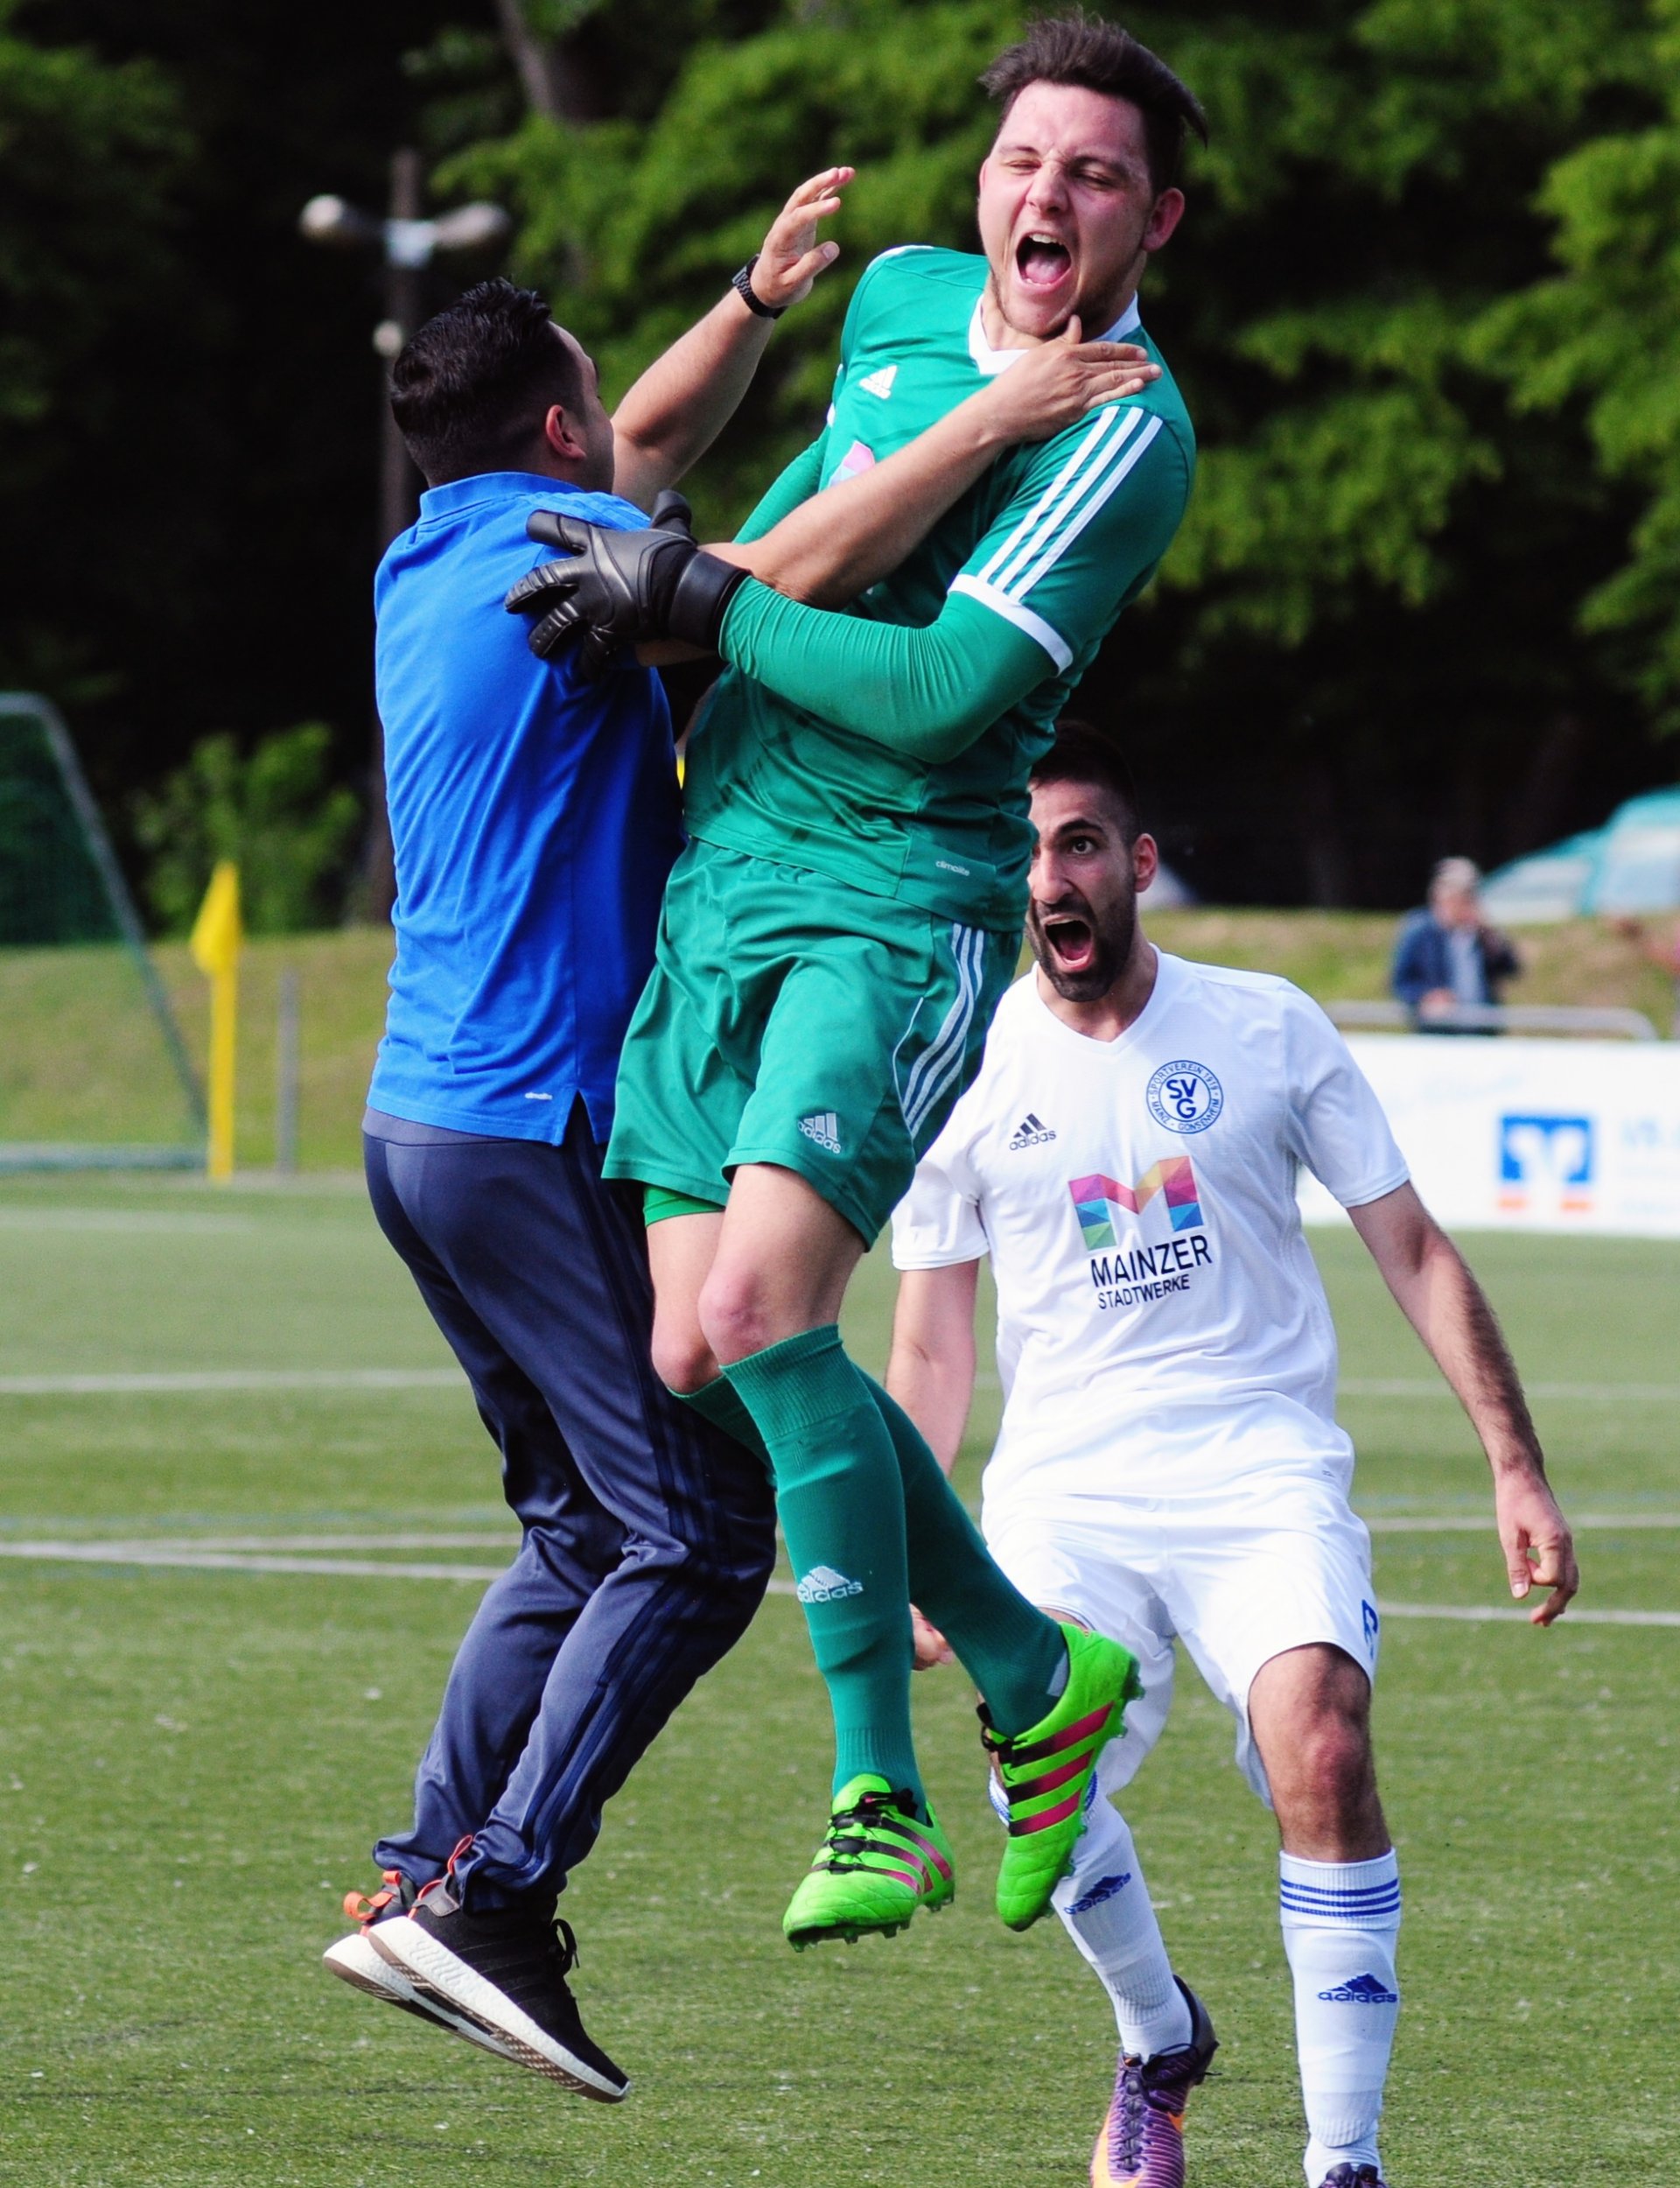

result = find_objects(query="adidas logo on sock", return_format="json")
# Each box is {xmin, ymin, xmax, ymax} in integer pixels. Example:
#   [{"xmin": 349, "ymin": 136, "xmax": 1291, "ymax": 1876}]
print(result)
[
  {"xmin": 795, "ymin": 1564, "xmax": 864, "ymax": 1604},
  {"xmin": 1317, "ymin": 1972, "xmax": 1398, "ymax": 2005},
  {"xmin": 858, "ymin": 364, "xmax": 897, "ymax": 399},
  {"xmin": 1068, "ymin": 1870, "xmax": 1132, "ymax": 1915},
  {"xmin": 798, "ymin": 1112, "xmax": 843, "ymax": 1154},
  {"xmin": 1007, "ymin": 1112, "xmax": 1056, "ymax": 1150}
]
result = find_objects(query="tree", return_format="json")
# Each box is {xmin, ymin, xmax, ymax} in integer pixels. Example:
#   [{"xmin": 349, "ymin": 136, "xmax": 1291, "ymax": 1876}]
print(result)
[
  {"xmin": 0, "ymin": 1, "xmax": 188, "ymax": 701},
  {"xmin": 1475, "ymin": 0, "xmax": 1680, "ymax": 729},
  {"xmin": 447, "ymin": 0, "xmax": 1675, "ymax": 903}
]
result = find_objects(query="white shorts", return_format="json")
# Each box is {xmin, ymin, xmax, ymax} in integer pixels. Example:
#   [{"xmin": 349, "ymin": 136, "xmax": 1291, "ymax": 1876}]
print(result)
[{"xmin": 983, "ymin": 1471, "xmax": 1380, "ymax": 1807}]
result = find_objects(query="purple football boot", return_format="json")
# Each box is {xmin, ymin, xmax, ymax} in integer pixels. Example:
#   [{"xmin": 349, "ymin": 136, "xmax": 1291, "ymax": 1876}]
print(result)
[
  {"xmin": 1314, "ymin": 2169, "xmax": 1388, "ymax": 2188},
  {"xmin": 1090, "ymin": 1977, "xmax": 1218, "ymax": 2188}
]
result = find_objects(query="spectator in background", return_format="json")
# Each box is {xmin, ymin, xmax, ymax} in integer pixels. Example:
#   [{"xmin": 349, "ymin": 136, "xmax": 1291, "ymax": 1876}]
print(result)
[{"xmin": 1391, "ymin": 857, "xmax": 1521, "ymax": 1030}]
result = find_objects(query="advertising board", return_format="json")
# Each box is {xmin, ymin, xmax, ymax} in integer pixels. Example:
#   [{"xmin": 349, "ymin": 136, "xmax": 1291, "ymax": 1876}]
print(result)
[{"xmin": 1298, "ymin": 1035, "xmax": 1680, "ymax": 1237}]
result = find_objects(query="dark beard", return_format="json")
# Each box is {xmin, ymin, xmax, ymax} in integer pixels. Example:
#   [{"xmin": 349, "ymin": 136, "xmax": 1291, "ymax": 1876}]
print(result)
[{"xmin": 1026, "ymin": 890, "xmax": 1138, "ymax": 1002}]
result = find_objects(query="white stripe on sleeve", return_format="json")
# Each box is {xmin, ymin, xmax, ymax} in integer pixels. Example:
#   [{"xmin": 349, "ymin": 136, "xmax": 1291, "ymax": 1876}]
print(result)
[
  {"xmin": 977, "ymin": 409, "xmax": 1138, "ymax": 593},
  {"xmin": 947, "ymin": 578, "xmax": 1073, "ymax": 671}
]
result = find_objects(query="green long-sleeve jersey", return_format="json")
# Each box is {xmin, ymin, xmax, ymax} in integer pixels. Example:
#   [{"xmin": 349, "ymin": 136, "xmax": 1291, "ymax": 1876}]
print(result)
[{"xmin": 683, "ymin": 246, "xmax": 1195, "ymax": 932}]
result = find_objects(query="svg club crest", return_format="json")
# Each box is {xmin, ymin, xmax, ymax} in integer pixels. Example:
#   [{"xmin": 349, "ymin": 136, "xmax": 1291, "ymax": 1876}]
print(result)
[{"xmin": 1146, "ymin": 1059, "xmax": 1223, "ymax": 1134}]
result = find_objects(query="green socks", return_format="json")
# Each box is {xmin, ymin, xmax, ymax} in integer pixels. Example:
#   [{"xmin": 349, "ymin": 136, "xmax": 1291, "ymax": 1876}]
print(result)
[
  {"xmin": 862, "ymin": 1373, "xmax": 1068, "ymax": 1736},
  {"xmin": 722, "ymin": 1328, "xmax": 922, "ymax": 1811},
  {"xmin": 672, "ymin": 1374, "xmax": 771, "ymax": 1474},
  {"xmin": 684, "ymin": 1337, "xmax": 1068, "ymax": 1789}
]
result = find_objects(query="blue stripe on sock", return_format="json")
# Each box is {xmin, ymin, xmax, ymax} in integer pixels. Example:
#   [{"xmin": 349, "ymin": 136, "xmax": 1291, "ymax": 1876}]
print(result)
[
  {"xmin": 1280, "ymin": 1890, "xmax": 1403, "ymax": 1918},
  {"xmin": 1279, "ymin": 1880, "xmax": 1403, "ymax": 1901}
]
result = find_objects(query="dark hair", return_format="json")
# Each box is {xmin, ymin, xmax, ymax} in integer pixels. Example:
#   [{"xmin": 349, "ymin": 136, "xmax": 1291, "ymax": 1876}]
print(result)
[
  {"xmin": 1029, "ymin": 717, "xmax": 1144, "ymax": 844},
  {"xmin": 389, "ymin": 277, "xmax": 584, "ymax": 484},
  {"xmin": 981, "ymin": 13, "xmax": 1208, "ymax": 194}
]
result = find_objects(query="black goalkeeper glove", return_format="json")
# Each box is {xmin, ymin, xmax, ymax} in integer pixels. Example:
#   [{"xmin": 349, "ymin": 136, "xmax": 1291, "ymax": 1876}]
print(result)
[{"xmin": 503, "ymin": 488, "xmax": 748, "ymax": 677}]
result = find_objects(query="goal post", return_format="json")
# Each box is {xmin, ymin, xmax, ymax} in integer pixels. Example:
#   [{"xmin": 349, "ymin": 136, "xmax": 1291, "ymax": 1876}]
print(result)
[{"xmin": 0, "ymin": 692, "xmax": 205, "ymax": 1170}]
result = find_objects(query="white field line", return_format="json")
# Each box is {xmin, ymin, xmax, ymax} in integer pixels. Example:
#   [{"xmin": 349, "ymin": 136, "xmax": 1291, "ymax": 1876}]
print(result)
[
  {"xmin": 0, "ymin": 1539, "xmax": 1674, "ymax": 1628},
  {"xmin": 0, "ymin": 1541, "xmax": 508, "ymax": 1581},
  {"xmin": 0, "ymin": 1532, "xmax": 517, "ymax": 1553},
  {"xmin": 1377, "ymin": 1601, "xmax": 1680, "ymax": 1630},
  {"xmin": 970, "ymin": 1371, "xmax": 1678, "ymax": 1403},
  {"xmin": 1368, "ymin": 1512, "xmax": 1680, "ymax": 1532},
  {"xmin": 0, "ymin": 1368, "xmax": 463, "ymax": 1396},
  {"xmin": 0, "ymin": 1368, "xmax": 1670, "ymax": 1404},
  {"xmin": 1341, "ymin": 1378, "xmax": 1680, "ymax": 1404}
]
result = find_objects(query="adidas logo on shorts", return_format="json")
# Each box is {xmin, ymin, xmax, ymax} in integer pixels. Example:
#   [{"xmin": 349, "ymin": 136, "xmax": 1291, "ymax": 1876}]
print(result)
[
  {"xmin": 1007, "ymin": 1112, "xmax": 1056, "ymax": 1150},
  {"xmin": 795, "ymin": 1564, "xmax": 864, "ymax": 1604},
  {"xmin": 798, "ymin": 1112, "xmax": 843, "ymax": 1155}
]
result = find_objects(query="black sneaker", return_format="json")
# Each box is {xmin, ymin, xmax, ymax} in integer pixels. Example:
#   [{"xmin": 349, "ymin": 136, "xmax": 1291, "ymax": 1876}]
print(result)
[
  {"xmin": 369, "ymin": 1856, "xmax": 628, "ymax": 2100},
  {"xmin": 322, "ymin": 1868, "xmax": 521, "ymax": 2062},
  {"xmin": 1315, "ymin": 2169, "xmax": 1387, "ymax": 2188}
]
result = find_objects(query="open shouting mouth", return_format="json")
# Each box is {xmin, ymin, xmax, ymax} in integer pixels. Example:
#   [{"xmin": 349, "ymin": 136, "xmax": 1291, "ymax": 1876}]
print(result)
[
  {"xmin": 1039, "ymin": 909, "xmax": 1096, "ymax": 977},
  {"xmin": 1016, "ymin": 229, "xmax": 1074, "ymax": 292}
]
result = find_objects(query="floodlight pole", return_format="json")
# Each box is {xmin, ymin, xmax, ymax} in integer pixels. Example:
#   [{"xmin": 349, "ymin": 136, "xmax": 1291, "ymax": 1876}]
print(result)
[
  {"xmin": 377, "ymin": 150, "xmax": 427, "ymax": 561},
  {"xmin": 299, "ymin": 156, "xmax": 511, "ymax": 922},
  {"xmin": 363, "ymin": 150, "xmax": 426, "ymax": 917}
]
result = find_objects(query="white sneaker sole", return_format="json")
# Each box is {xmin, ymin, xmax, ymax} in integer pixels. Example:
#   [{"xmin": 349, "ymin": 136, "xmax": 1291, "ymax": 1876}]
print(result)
[
  {"xmin": 368, "ymin": 1915, "xmax": 629, "ymax": 2101},
  {"xmin": 322, "ymin": 1931, "xmax": 521, "ymax": 2062}
]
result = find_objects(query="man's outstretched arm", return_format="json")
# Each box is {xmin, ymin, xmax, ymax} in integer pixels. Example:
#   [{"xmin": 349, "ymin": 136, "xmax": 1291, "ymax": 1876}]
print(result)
[
  {"xmin": 1347, "ymin": 1182, "xmax": 1578, "ymax": 1624},
  {"xmin": 514, "ymin": 384, "xmax": 1191, "ymax": 746},
  {"xmin": 713, "ymin": 321, "xmax": 1160, "ymax": 610},
  {"xmin": 888, "ymin": 1260, "xmax": 983, "ymax": 1669},
  {"xmin": 608, "ymin": 168, "xmax": 849, "ymax": 510},
  {"xmin": 886, "ymin": 1261, "xmax": 982, "ymax": 1476}
]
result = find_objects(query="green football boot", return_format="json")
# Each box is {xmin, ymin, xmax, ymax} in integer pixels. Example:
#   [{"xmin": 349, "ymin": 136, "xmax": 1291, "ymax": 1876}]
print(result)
[
  {"xmin": 782, "ymin": 1775, "xmax": 956, "ymax": 1950},
  {"xmin": 984, "ymin": 1621, "xmax": 1143, "ymax": 1932}
]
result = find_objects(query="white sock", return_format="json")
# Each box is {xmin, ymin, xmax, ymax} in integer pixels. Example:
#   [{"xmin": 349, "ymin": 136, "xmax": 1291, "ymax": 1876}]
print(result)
[
  {"xmin": 991, "ymin": 1776, "xmax": 1189, "ymax": 2059},
  {"xmin": 1279, "ymin": 1849, "xmax": 1401, "ymax": 2184}
]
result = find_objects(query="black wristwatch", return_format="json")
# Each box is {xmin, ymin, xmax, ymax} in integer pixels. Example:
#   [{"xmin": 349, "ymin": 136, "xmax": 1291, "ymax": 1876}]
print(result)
[{"xmin": 732, "ymin": 254, "xmax": 784, "ymax": 319}]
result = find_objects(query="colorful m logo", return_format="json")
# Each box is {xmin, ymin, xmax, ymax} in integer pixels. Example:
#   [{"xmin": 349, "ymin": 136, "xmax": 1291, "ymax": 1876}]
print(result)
[{"xmin": 1069, "ymin": 1159, "xmax": 1202, "ymax": 1249}]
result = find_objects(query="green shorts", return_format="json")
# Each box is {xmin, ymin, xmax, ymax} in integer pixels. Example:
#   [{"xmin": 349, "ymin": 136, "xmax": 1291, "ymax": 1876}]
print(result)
[{"xmin": 606, "ymin": 840, "xmax": 1018, "ymax": 1244}]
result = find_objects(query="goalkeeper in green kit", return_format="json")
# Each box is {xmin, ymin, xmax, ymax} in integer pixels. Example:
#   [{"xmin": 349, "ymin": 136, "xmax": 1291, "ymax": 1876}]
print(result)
[{"xmin": 506, "ymin": 18, "xmax": 1203, "ymax": 1952}]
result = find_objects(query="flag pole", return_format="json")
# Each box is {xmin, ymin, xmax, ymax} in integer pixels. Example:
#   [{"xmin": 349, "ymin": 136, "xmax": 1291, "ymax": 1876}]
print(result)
[{"xmin": 189, "ymin": 862, "xmax": 242, "ymax": 1182}]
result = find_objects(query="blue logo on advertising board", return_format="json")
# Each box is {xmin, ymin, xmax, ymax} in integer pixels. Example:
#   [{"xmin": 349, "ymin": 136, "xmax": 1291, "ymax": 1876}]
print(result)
[{"xmin": 1499, "ymin": 1114, "xmax": 1594, "ymax": 1212}]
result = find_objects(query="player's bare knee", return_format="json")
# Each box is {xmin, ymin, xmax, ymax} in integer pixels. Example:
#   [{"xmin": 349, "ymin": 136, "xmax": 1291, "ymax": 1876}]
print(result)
[
  {"xmin": 1298, "ymin": 1715, "xmax": 1376, "ymax": 1809},
  {"xmin": 696, "ymin": 1265, "xmax": 780, "ymax": 1364},
  {"xmin": 650, "ymin": 1317, "xmax": 718, "ymax": 1396}
]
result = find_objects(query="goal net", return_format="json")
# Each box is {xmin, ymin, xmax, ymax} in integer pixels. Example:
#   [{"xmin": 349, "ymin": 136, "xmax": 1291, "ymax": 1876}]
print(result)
[{"xmin": 0, "ymin": 693, "xmax": 204, "ymax": 1170}]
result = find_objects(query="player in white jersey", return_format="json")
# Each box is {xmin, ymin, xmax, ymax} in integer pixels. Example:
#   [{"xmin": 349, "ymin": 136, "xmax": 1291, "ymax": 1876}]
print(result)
[{"xmin": 886, "ymin": 721, "xmax": 1578, "ymax": 2188}]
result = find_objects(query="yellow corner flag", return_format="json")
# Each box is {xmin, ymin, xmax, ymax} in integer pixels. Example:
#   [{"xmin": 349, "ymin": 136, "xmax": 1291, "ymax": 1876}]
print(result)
[{"xmin": 189, "ymin": 860, "xmax": 242, "ymax": 1181}]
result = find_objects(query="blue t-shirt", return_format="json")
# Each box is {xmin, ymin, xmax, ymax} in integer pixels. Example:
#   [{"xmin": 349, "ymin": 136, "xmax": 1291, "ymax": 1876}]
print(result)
[{"xmin": 368, "ymin": 472, "xmax": 681, "ymax": 1142}]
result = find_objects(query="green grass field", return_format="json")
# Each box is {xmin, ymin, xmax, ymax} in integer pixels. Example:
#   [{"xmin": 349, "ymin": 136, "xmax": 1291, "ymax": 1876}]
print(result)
[{"xmin": 2, "ymin": 1172, "xmax": 1677, "ymax": 2185}]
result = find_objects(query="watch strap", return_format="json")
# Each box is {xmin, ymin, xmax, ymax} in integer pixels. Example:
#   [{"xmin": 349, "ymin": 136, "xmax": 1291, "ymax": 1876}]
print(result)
[{"xmin": 732, "ymin": 254, "xmax": 784, "ymax": 319}]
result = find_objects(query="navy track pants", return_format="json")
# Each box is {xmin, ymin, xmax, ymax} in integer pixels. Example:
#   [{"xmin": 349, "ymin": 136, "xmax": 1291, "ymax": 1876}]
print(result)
[{"xmin": 363, "ymin": 1116, "xmax": 775, "ymax": 1907}]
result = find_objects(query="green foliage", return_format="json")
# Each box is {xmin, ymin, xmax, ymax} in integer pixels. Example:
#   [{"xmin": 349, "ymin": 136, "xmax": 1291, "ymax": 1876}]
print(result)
[
  {"xmin": 134, "ymin": 726, "xmax": 361, "ymax": 937},
  {"xmin": 0, "ymin": 0, "xmax": 190, "ymax": 699},
  {"xmin": 446, "ymin": 0, "xmax": 1018, "ymax": 529},
  {"xmin": 436, "ymin": 0, "xmax": 1680, "ymax": 899},
  {"xmin": 1474, "ymin": 0, "xmax": 1680, "ymax": 726},
  {"xmin": 10, "ymin": 0, "xmax": 1680, "ymax": 903},
  {"xmin": 0, "ymin": 0, "xmax": 186, "ymax": 434}
]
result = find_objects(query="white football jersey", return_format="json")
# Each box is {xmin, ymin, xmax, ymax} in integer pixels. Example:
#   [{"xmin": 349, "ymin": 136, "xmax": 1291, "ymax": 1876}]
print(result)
[{"xmin": 890, "ymin": 954, "xmax": 1409, "ymax": 1501}]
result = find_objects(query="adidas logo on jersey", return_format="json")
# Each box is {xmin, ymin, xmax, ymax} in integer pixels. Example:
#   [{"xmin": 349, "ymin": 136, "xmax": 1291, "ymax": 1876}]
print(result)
[
  {"xmin": 1318, "ymin": 1973, "xmax": 1399, "ymax": 2005},
  {"xmin": 798, "ymin": 1112, "xmax": 843, "ymax": 1154},
  {"xmin": 795, "ymin": 1564, "xmax": 864, "ymax": 1604},
  {"xmin": 858, "ymin": 363, "xmax": 897, "ymax": 399},
  {"xmin": 1007, "ymin": 1112, "xmax": 1056, "ymax": 1149}
]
